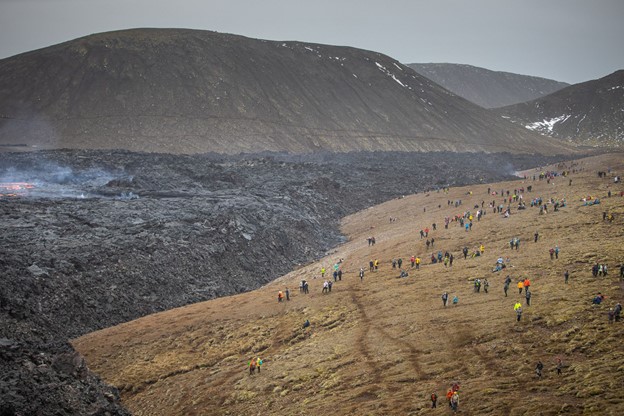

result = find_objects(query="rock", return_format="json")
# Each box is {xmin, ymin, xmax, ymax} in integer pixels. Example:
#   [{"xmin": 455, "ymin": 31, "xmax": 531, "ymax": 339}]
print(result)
[{"xmin": 27, "ymin": 264, "xmax": 48, "ymax": 277}]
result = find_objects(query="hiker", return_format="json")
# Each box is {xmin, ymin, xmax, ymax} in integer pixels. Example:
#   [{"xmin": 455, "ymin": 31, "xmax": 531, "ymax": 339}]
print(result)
[
  {"xmin": 303, "ymin": 319, "xmax": 310, "ymax": 329},
  {"xmin": 415, "ymin": 257, "xmax": 421, "ymax": 269},
  {"xmin": 564, "ymin": 270, "xmax": 569, "ymax": 284},
  {"xmin": 442, "ymin": 292, "xmax": 449, "ymax": 307},
  {"xmin": 249, "ymin": 359, "xmax": 256, "ymax": 375},
  {"xmin": 278, "ymin": 291, "xmax": 284, "ymax": 303},
  {"xmin": 452, "ymin": 296, "xmax": 459, "ymax": 306},
  {"xmin": 549, "ymin": 247, "xmax": 555, "ymax": 260},
  {"xmin": 369, "ymin": 260, "xmax": 374, "ymax": 272},
  {"xmin": 608, "ymin": 308, "xmax": 615, "ymax": 324},
  {"xmin": 615, "ymin": 303, "xmax": 622, "ymax": 322},
  {"xmin": 446, "ymin": 389, "xmax": 453, "ymax": 408},
  {"xmin": 523, "ymin": 278, "xmax": 531, "ymax": 292},
  {"xmin": 479, "ymin": 244, "xmax": 485, "ymax": 255},
  {"xmin": 321, "ymin": 267, "xmax": 325, "ymax": 279},
  {"xmin": 256, "ymin": 357, "xmax": 263, "ymax": 373},
  {"xmin": 514, "ymin": 302, "xmax": 523, "ymax": 321},
  {"xmin": 337, "ymin": 269, "xmax": 342, "ymax": 281},
  {"xmin": 483, "ymin": 279, "xmax": 490, "ymax": 293},
  {"xmin": 328, "ymin": 280, "xmax": 333, "ymax": 292},
  {"xmin": 397, "ymin": 258, "xmax": 403, "ymax": 269},
  {"xmin": 410, "ymin": 256, "xmax": 415, "ymax": 268},
  {"xmin": 535, "ymin": 361, "xmax": 544, "ymax": 378},
  {"xmin": 333, "ymin": 270, "xmax": 338, "ymax": 282},
  {"xmin": 504, "ymin": 279, "xmax": 510, "ymax": 297},
  {"xmin": 285, "ymin": 288, "xmax": 290, "ymax": 301},
  {"xmin": 534, "ymin": 231, "xmax": 539, "ymax": 242},
  {"xmin": 374, "ymin": 259, "xmax": 379, "ymax": 271},
  {"xmin": 303, "ymin": 281, "xmax": 309, "ymax": 294},
  {"xmin": 431, "ymin": 238, "xmax": 435, "ymax": 248},
  {"xmin": 431, "ymin": 392, "xmax": 438, "ymax": 408},
  {"xmin": 555, "ymin": 245, "xmax": 560, "ymax": 259},
  {"xmin": 322, "ymin": 281, "xmax": 329, "ymax": 294},
  {"xmin": 462, "ymin": 247, "xmax": 469, "ymax": 259},
  {"xmin": 359, "ymin": 268, "xmax": 364, "ymax": 281},
  {"xmin": 525, "ymin": 289, "xmax": 531, "ymax": 306},
  {"xmin": 450, "ymin": 391, "xmax": 459, "ymax": 412},
  {"xmin": 518, "ymin": 281, "xmax": 524, "ymax": 294},
  {"xmin": 426, "ymin": 239, "xmax": 430, "ymax": 249},
  {"xmin": 592, "ymin": 293, "xmax": 605, "ymax": 305},
  {"xmin": 556, "ymin": 358, "xmax": 563, "ymax": 375},
  {"xmin": 449, "ymin": 254, "xmax": 454, "ymax": 267}
]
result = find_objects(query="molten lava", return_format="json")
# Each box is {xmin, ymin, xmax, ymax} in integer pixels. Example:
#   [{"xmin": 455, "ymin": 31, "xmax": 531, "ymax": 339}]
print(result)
[{"xmin": 0, "ymin": 182, "xmax": 35, "ymax": 197}]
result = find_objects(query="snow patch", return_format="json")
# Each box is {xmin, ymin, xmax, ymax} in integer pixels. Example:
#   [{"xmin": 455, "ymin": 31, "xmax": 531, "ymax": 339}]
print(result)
[
  {"xmin": 375, "ymin": 62, "xmax": 408, "ymax": 88},
  {"xmin": 525, "ymin": 115, "xmax": 571, "ymax": 133}
]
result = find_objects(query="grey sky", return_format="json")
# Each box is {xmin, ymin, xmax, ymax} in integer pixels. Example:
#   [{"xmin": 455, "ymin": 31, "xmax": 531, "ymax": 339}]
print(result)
[{"xmin": 1, "ymin": 0, "xmax": 623, "ymax": 84}]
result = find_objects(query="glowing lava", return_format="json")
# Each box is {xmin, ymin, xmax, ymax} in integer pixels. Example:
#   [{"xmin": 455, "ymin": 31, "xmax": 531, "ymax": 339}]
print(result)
[{"xmin": 0, "ymin": 182, "xmax": 35, "ymax": 197}]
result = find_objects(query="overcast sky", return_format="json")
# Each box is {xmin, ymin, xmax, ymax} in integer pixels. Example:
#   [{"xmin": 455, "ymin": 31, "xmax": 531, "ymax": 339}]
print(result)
[{"xmin": 1, "ymin": 0, "xmax": 622, "ymax": 84}]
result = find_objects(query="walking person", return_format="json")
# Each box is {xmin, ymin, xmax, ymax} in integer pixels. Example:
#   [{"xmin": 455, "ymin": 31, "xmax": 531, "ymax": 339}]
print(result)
[
  {"xmin": 431, "ymin": 392, "xmax": 438, "ymax": 408},
  {"xmin": 442, "ymin": 292, "xmax": 449, "ymax": 307},
  {"xmin": 359, "ymin": 268, "xmax": 364, "ymax": 281},
  {"xmin": 525, "ymin": 289, "xmax": 531, "ymax": 306},
  {"xmin": 514, "ymin": 302, "xmax": 523, "ymax": 321},
  {"xmin": 564, "ymin": 270, "xmax": 569, "ymax": 284},
  {"xmin": 535, "ymin": 361, "xmax": 544, "ymax": 378}
]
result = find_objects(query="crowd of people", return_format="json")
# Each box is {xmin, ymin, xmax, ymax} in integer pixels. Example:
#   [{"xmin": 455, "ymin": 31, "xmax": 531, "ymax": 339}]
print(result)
[{"xmin": 257, "ymin": 162, "xmax": 622, "ymax": 412}]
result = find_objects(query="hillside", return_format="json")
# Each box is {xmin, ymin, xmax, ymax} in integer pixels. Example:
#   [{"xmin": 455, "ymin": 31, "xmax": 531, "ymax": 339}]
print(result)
[
  {"xmin": 74, "ymin": 153, "xmax": 624, "ymax": 415},
  {"xmin": 0, "ymin": 28, "xmax": 569, "ymax": 155},
  {"xmin": 407, "ymin": 63, "xmax": 569, "ymax": 109},
  {"xmin": 496, "ymin": 70, "xmax": 624, "ymax": 147}
]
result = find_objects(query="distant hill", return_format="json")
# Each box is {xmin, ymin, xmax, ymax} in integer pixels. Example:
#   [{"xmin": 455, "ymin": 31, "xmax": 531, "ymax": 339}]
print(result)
[
  {"xmin": 0, "ymin": 29, "xmax": 569, "ymax": 155},
  {"xmin": 407, "ymin": 63, "xmax": 569, "ymax": 109},
  {"xmin": 495, "ymin": 70, "xmax": 624, "ymax": 147}
]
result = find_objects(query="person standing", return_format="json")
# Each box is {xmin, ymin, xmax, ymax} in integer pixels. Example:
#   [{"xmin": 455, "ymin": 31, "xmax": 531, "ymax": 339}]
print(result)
[
  {"xmin": 359, "ymin": 268, "xmax": 365, "ymax": 281},
  {"xmin": 535, "ymin": 361, "xmax": 544, "ymax": 378},
  {"xmin": 431, "ymin": 392, "xmax": 438, "ymax": 408},
  {"xmin": 564, "ymin": 270, "xmax": 569, "ymax": 284},
  {"xmin": 525, "ymin": 289, "xmax": 531, "ymax": 306},
  {"xmin": 518, "ymin": 281, "xmax": 524, "ymax": 294},
  {"xmin": 514, "ymin": 302, "xmax": 523, "ymax": 321},
  {"xmin": 534, "ymin": 231, "xmax": 539, "ymax": 243},
  {"xmin": 285, "ymin": 287, "xmax": 290, "ymax": 301},
  {"xmin": 450, "ymin": 391, "xmax": 459, "ymax": 412},
  {"xmin": 442, "ymin": 292, "xmax": 449, "ymax": 307}
]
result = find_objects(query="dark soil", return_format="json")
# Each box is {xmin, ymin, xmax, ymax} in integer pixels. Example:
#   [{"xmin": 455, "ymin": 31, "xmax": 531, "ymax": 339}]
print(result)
[{"xmin": 0, "ymin": 149, "xmax": 580, "ymax": 415}]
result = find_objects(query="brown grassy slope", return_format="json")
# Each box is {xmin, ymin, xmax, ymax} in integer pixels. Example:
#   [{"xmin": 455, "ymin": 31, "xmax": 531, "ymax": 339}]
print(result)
[{"xmin": 73, "ymin": 153, "xmax": 624, "ymax": 416}]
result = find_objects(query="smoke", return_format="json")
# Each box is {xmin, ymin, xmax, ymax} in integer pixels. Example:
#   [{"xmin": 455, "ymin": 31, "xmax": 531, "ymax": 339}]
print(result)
[
  {"xmin": 0, "ymin": 161, "xmax": 125, "ymax": 199},
  {"xmin": 501, "ymin": 162, "xmax": 522, "ymax": 178}
]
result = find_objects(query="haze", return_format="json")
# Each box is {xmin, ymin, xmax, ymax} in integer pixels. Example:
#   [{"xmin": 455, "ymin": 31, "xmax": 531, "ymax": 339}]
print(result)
[{"xmin": 1, "ymin": 0, "xmax": 623, "ymax": 84}]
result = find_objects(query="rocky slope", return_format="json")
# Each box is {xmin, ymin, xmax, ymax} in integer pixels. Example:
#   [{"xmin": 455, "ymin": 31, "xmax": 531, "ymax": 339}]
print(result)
[
  {"xmin": 0, "ymin": 28, "xmax": 568, "ymax": 155},
  {"xmin": 495, "ymin": 70, "xmax": 624, "ymax": 147},
  {"xmin": 407, "ymin": 63, "xmax": 569, "ymax": 108},
  {"xmin": 0, "ymin": 149, "xmax": 576, "ymax": 415}
]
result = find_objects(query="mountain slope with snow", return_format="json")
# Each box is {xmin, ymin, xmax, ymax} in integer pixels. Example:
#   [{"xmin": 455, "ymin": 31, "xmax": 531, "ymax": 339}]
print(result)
[{"xmin": 495, "ymin": 70, "xmax": 624, "ymax": 147}]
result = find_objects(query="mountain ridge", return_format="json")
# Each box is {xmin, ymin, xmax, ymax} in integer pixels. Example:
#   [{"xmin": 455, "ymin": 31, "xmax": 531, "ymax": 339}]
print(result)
[
  {"xmin": 407, "ymin": 62, "xmax": 570, "ymax": 108},
  {"xmin": 0, "ymin": 28, "xmax": 570, "ymax": 155}
]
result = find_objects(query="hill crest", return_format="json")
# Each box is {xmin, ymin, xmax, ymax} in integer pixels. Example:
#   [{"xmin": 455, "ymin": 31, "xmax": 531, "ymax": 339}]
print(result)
[
  {"xmin": 0, "ymin": 28, "xmax": 569, "ymax": 155},
  {"xmin": 407, "ymin": 63, "xmax": 569, "ymax": 108}
]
